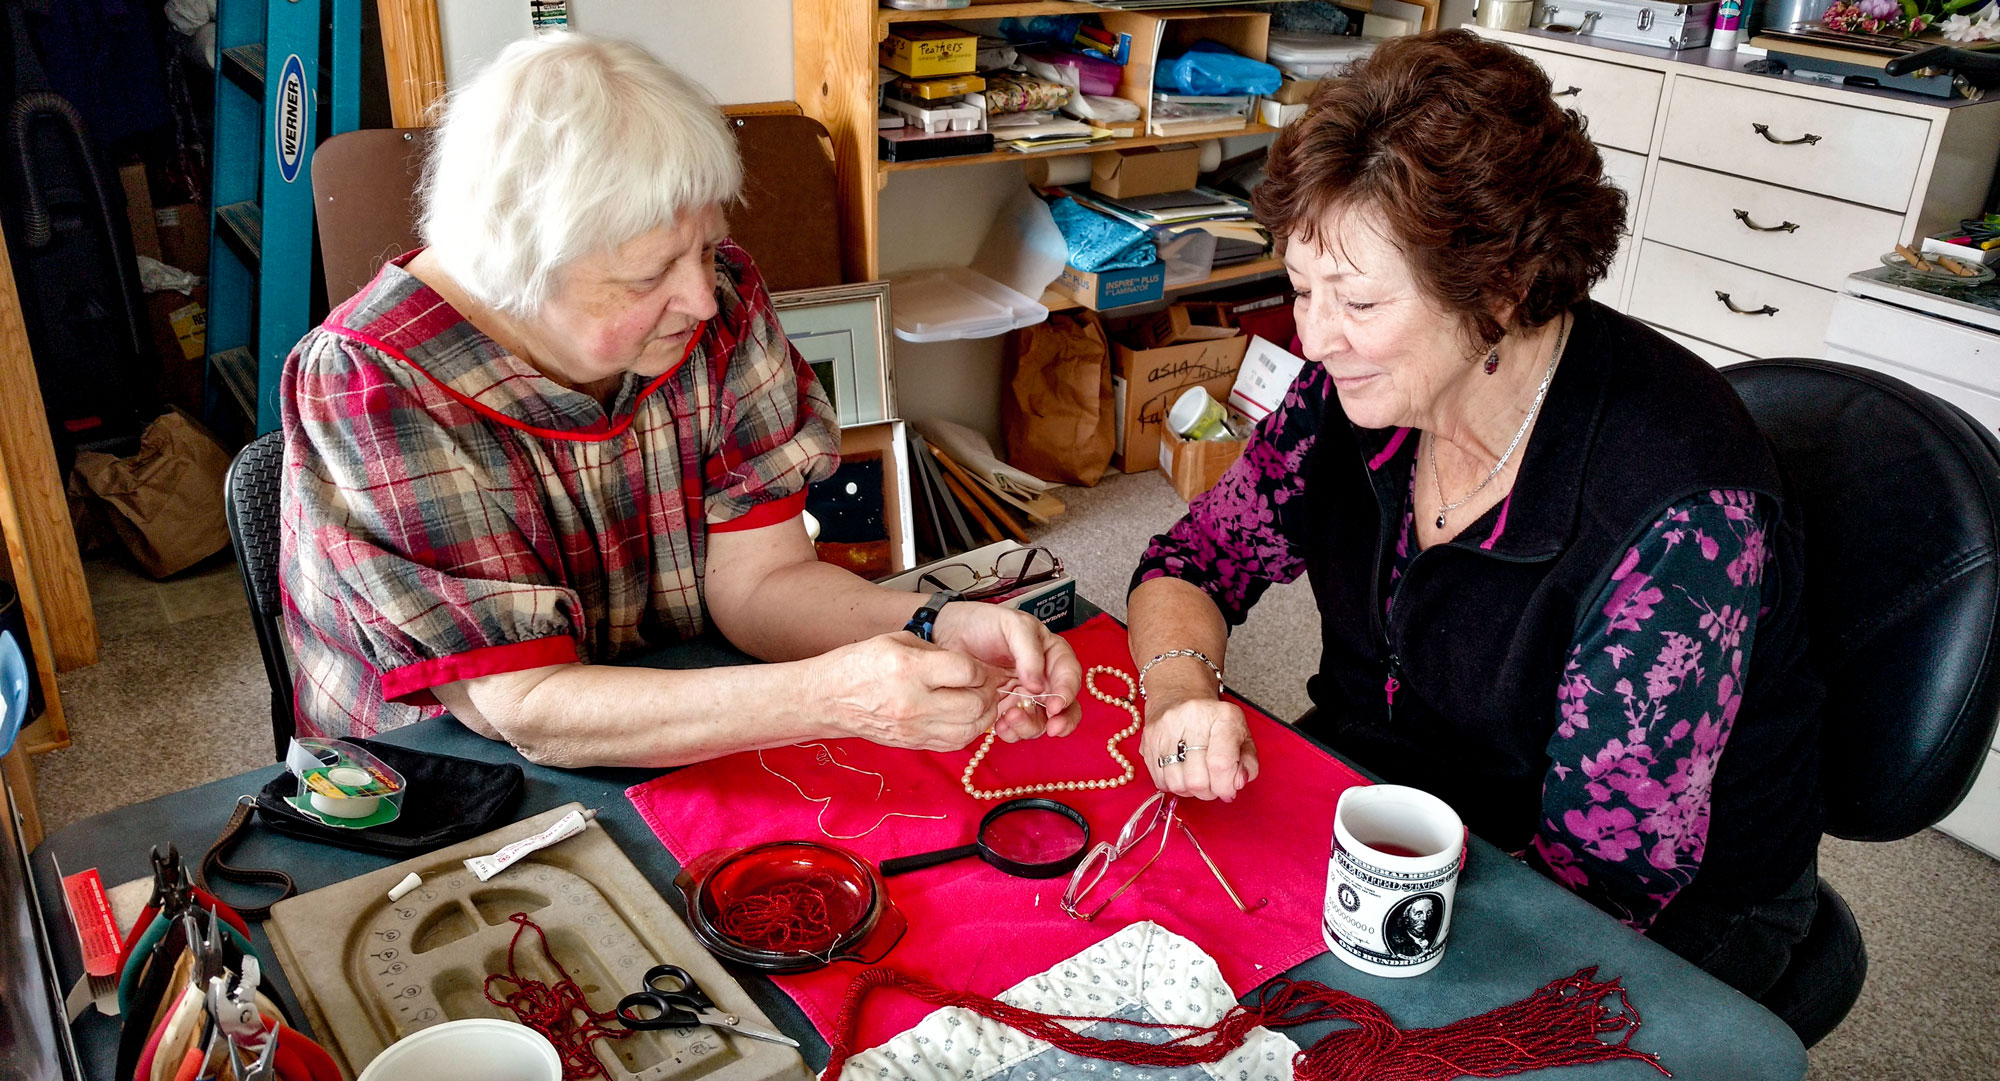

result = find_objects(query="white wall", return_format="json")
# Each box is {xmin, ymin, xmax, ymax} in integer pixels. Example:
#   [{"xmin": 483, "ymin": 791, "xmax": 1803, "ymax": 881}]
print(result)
[{"xmin": 437, "ymin": 0, "xmax": 793, "ymax": 104}]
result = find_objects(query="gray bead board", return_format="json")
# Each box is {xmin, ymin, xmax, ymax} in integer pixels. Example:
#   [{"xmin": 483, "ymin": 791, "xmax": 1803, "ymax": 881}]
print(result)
[{"xmin": 266, "ymin": 803, "xmax": 812, "ymax": 1081}]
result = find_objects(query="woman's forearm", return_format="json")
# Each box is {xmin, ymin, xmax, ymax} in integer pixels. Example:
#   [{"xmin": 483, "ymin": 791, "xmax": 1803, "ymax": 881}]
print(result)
[
  {"xmin": 440, "ymin": 659, "xmax": 839, "ymax": 768},
  {"xmin": 711, "ymin": 558, "xmax": 927, "ymax": 661},
  {"xmin": 1127, "ymin": 576, "xmax": 1231, "ymax": 709}
]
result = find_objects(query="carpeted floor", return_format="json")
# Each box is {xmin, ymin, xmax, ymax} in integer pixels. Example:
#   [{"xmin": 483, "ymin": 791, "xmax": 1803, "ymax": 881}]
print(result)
[{"xmin": 31, "ymin": 469, "xmax": 1999, "ymax": 1078}]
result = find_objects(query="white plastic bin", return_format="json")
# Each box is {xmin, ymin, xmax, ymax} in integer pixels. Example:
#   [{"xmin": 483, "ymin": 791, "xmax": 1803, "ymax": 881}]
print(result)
[{"xmin": 889, "ymin": 266, "xmax": 1050, "ymax": 342}]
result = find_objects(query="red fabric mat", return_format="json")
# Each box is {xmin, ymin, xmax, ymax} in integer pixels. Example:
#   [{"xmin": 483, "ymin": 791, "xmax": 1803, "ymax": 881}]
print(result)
[{"xmin": 626, "ymin": 613, "xmax": 1370, "ymax": 1047}]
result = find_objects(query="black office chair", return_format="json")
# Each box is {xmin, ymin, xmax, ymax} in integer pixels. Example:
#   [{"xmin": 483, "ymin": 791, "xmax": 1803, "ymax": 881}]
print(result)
[
  {"xmin": 224, "ymin": 430, "xmax": 293, "ymax": 760},
  {"xmin": 1723, "ymin": 358, "xmax": 2000, "ymax": 1047}
]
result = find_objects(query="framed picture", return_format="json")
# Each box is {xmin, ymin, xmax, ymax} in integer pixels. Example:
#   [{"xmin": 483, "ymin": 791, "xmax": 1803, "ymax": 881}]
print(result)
[
  {"xmin": 771, "ymin": 281, "xmax": 896, "ymax": 427},
  {"xmin": 807, "ymin": 420, "xmax": 917, "ymax": 578}
]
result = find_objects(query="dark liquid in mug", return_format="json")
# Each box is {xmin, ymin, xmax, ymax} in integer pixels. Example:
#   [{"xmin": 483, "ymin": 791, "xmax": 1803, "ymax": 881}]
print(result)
[{"xmin": 1357, "ymin": 839, "xmax": 1438, "ymax": 859}]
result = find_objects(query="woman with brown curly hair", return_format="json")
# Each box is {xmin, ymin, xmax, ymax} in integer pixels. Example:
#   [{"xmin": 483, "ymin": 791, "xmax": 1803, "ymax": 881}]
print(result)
[{"xmin": 1125, "ymin": 30, "xmax": 1823, "ymax": 1003}]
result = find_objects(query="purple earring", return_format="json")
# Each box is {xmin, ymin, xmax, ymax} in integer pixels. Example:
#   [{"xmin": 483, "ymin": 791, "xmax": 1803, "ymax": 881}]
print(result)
[{"xmin": 1483, "ymin": 346, "xmax": 1500, "ymax": 375}]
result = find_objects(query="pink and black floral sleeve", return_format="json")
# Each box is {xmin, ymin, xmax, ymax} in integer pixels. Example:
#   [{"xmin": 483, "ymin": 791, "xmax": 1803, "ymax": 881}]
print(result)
[
  {"xmin": 1530, "ymin": 490, "xmax": 1773, "ymax": 932},
  {"xmin": 1131, "ymin": 365, "xmax": 1330, "ymax": 623}
]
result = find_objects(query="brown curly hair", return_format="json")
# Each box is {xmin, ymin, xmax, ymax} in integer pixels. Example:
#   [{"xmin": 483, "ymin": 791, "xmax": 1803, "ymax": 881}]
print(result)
[{"xmin": 1253, "ymin": 29, "xmax": 1626, "ymax": 347}]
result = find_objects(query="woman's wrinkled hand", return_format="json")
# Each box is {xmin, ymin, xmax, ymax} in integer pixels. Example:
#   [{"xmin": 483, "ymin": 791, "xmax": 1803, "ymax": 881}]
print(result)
[
  {"xmin": 811, "ymin": 632, "xmax": 1008, "ymax": 751},
  {"xmin": 1142, "ymin": 696, "xmax": 1259, "ymax": 801},
  {"xmin": 932, "ymin": 603, "xmax": 1084, "ymax": 743}
]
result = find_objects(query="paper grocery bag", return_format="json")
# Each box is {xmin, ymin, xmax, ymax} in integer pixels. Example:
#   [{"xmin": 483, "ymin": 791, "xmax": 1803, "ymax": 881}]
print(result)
[
  {"xmin": 1002, "ymin": 312, "xmax": 1116, "ymax": 486},
  {"xmin": 73, "ymin": 410, "xmax": 232, "ymax": 578}
]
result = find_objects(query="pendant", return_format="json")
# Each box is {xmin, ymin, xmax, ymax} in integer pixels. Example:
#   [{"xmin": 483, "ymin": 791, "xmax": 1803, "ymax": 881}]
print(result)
[{"xmin": 1436, "ymin": 512, "xmax": 1447, "ymax": 529}]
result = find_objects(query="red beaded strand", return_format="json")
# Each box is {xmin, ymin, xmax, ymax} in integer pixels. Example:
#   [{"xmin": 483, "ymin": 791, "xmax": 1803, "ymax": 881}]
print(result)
[
  {"xmin": 484, "ymin": 912, "xmax": 633, "ymax": 1080},
  {"xmin": 716, "ymin": 872, "xmax": 844, "ymax": 953},
  {"xmin": 821, "ymin": 966, "xmax": 1670, "ymax": 1081}
]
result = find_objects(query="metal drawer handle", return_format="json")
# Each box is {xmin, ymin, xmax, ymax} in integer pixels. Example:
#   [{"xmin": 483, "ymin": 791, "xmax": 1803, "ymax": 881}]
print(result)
[
  {"xmin": 1732, "ymin": 209, "xmax": 1800, "ymax": 233},
  {"xmin": 1715, "ymin": 290, "xmax": 1780, "ymax": 317},
  {"xmin": 1553, "ymin": 85, "xmax": 1583, "ymax": 97},
  {"xmin": 1751, "ymin": 122, "xmax": 1821, "ymax": 146}
]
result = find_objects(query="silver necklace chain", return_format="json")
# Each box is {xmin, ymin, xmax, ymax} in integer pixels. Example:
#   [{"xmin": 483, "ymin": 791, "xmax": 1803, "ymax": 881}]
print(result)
[{"xmin": 1429, "ymin": 314, "xmax": 1569, "ymax": 530}]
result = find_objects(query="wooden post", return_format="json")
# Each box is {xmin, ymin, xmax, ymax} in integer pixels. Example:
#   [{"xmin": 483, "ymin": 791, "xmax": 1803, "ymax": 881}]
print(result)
[
  {"xmin": 2, "ymin": 748, "xmax": 42, "ymax": 851},
  {"xmin": 793, "ymin": 0, "xmax": 879, "ymax": 282},
  {"xmin": 378, "ymin": 0, "xmax": 448, "ymax": 127},
  {"xmin": 0, "ymin": 223, "xmax": 83, "ymax": 752}
]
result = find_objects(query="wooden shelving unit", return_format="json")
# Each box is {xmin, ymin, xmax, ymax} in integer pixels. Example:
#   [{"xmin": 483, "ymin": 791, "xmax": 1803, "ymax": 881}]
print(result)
[
  {"xmin": 795, "ymin": 0, "xmax": 1286, "ymax": 282},
  {"xmin": 1042, "ymin": 255, "xmax": 1285, "ymax": 313},
  {"xmin": 881, "ymin": 123, "xmax": 1279, "ymax": 176},
  {"xmin": 877, "ymin": 1, "xmax": 1103, "ymax": 36}
]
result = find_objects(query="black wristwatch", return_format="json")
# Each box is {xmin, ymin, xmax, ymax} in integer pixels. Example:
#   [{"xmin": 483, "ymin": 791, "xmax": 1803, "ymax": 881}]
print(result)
[{"xmin": 903, "ymin": 590, "xmax": 958, "ymax": 643}]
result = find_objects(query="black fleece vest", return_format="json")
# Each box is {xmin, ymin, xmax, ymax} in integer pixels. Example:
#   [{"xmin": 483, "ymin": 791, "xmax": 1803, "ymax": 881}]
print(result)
[{"xmin": 1296, "ymin": 302, "xmax": 1823, "ymax": 910}]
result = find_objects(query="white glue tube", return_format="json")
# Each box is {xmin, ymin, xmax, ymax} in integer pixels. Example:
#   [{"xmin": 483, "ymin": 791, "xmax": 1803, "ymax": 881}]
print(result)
[{"xmin": 463, "ymin": 809, "xmax": 596, "ymax": 882}]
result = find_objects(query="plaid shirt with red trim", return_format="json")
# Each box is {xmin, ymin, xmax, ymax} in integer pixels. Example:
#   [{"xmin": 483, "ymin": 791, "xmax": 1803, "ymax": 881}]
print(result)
[{"xmin": 278, "ymin": 241, "xmax": 837, "ymax": 739}]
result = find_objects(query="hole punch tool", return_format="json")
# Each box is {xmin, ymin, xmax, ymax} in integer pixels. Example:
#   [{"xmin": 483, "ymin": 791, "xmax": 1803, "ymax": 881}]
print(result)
[{"xmin": 615, "ymin": 964, "xmax": 800, "ymax": 1047}]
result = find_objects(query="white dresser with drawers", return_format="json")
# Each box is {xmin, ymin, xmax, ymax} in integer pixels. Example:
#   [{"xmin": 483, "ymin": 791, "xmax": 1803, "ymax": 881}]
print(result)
[{"xmin": 1474, "ymin": 27, "xmax": 2000, "ymax": 367}]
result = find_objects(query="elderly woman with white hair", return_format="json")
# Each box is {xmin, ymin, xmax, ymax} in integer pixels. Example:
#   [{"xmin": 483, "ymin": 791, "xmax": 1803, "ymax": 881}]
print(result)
[{"xmin": 278, "ymin": 33, "xmax": 1082, "ymax": 767}]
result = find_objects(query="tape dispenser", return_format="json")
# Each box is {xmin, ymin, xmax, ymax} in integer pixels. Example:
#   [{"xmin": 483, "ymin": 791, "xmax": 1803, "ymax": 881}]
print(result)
[{"xmin": 283, "ymin": 738, "xmax": 407, "ymax": 829}]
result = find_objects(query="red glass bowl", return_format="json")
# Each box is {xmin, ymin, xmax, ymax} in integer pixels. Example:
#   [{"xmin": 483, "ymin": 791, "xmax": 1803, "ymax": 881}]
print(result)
[{"xmin": 675, "ymin": 841, "xmax": 906, "ymax": 972}]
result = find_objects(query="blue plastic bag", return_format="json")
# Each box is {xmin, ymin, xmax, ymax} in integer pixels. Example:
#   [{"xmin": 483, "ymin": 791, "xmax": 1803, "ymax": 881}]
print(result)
[
  {"xmin": 1049, "ymin": 198, "xmax": 1158, "ymax": 272},
  {"xmin": 1153, "ymin": 42, "xmax": 1282, "ymax": 96}
]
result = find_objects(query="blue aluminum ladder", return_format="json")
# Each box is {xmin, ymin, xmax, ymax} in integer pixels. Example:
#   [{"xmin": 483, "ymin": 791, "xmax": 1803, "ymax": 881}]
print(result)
[{"xmin": 206, "ymin": 0, "xmax": 362, "ymax": 434}]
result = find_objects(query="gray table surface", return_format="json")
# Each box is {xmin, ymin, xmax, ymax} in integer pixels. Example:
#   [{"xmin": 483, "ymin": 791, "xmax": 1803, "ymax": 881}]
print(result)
[{"xmin": 31, "ymin": 629, "xmax": 1805, "ymax": 1080}]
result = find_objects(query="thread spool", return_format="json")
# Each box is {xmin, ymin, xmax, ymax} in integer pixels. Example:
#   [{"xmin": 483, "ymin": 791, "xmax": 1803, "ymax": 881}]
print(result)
[{"xmin": 310, "ymin": 765, "xmax": 383, "ymax": 819}]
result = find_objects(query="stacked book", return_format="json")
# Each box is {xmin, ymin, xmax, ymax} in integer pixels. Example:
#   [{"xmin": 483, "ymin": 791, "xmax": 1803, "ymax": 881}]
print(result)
[
  {"xmin": 1062, "ymin": 186, "xmax": 1270, "ymax": 267},
  {"xmin": 992, "ymin": 117, "xmax": 1112, "ymax": 154}
]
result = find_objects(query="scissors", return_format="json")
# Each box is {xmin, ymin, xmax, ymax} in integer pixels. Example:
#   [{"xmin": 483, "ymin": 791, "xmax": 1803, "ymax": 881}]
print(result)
[{"xmin": 614, "ymin": 964, "xmax": 799, "ymax": 1047}]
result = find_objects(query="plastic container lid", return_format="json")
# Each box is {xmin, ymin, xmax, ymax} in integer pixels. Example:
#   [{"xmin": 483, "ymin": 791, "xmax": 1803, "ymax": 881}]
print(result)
[
  {"xmin": 890, "ymin": 266, "xmax": 1049, "ymax": 343},
  {"xmin": 356, "ymin": 1018, "xmax": 561, "ymax": 1081}
]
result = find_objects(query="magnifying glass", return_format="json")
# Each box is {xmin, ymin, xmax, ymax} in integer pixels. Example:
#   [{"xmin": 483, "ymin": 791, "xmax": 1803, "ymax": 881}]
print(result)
[{"xmin": 879, "ymin": 798, "xmax": 1091, "ymax": 879}]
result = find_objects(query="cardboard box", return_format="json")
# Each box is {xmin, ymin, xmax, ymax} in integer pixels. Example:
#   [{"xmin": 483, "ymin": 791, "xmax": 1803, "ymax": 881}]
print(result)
[
  {"xmin": 1051, "ymin": 262, "xmax": 1166, "ymax": 311},
  {"xmin": 1110, "ymin": 332, "xmax": 1249, "ymax": 472},
  {"xmin": 146, "ymin": 285, "xmax": 207, "ymax": 412},
  {"xmin": 896, "ymin": 73, "xmax": 984, "ymax": 100},
  {"xmin": 120, "ymin": 164, "xmax": 160, "ymax": 261},
  {"xmin": 1135, "ymin": 302, "xmax": 1237, "ymax": 348},
  {"xmin": 153, "ymin": 202, "xmax": 208, "ymax": 274},
  {"xmin": 881, "ymin": 23, "xmax": 978, "ymax": 77},
  {"xmin": 1089, "ymin": 143, "xmax": 1201, "ymax": 199},
  {"xmin": 1271, "ymin": 77, "xmax": 1321, "ymax": 106},
  {"xmin": 1229, "ymin": 335, "xmax": 1308, "ymax": 424},
  {"xmin": 1158, "ymin": 424, "xmax": 1247, "ymax": 502},
  {"xmin": 809, "ymin": 420, "xmax": 915, "ymax": 577},
  {"xmin": 1259, "ymin": 99, "xmax": 1308, "ymax": 127}
]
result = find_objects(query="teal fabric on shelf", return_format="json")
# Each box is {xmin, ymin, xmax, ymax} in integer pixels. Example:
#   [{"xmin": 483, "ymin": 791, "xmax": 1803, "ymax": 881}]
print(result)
[{"xmin": 1050, "ymin": 197, "xmax": 1159, "ymax": 272}]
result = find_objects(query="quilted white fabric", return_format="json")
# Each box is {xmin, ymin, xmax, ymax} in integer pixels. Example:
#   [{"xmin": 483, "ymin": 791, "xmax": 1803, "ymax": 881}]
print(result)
[{"xmin": 838, "ymin": 921, "xmax": 1299, "ymax": 1081}]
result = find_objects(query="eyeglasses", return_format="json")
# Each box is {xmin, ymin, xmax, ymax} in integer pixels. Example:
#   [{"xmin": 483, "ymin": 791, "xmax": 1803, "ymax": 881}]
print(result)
[
  {"xmin": 1060, "ymin": 791, "xmax": 1265, "ymax": 922},
  {"xmin": 919, "ymin": 546, "xmax": 1064, "ymax": 602}
]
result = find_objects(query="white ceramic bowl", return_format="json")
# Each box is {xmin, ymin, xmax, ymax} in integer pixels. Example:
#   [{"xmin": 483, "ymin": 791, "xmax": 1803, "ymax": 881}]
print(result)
[{"xmin": 355, "ymin": 1019, "xmax": 563, "ymax": 1081}]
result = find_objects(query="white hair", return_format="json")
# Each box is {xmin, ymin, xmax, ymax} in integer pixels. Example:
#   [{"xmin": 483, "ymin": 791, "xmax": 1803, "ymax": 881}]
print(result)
[{"xmin": 417, "ymin": 32, "xmax": 742, "ymax": 315}]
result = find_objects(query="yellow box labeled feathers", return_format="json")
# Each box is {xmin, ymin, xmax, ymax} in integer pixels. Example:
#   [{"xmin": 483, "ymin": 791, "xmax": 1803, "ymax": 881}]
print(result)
[{"xmin": 881, "ymin": 23, "xmax": 978, "ymax": 77}]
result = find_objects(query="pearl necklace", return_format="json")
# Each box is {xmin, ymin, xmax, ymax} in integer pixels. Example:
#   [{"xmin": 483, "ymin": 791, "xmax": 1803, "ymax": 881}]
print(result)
[{"xmin": 961, "ymin": 666, "xmax": 1141, "ymax": 801}]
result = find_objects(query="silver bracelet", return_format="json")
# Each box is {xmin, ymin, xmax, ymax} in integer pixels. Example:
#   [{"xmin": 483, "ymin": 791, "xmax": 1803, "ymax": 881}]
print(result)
[{"xmin": 1137, "ymin": 648, "xmax": 1224, "ymax": 701}]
